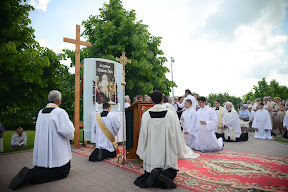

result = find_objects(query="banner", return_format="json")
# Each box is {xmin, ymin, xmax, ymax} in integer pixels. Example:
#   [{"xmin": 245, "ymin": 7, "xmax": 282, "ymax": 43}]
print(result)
[{"xmin": 94, "ymin": 61, "xmax": 117, "ymax": 106}]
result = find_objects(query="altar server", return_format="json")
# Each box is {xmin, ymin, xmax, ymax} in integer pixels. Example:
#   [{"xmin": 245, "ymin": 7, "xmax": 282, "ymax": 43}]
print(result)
[
  {"xmin": 9, "ymin": 90, "xmax": 75, "ymax": 190},
  {"xmin": 135, "ymin": 90, "xmax": 185, "ymax": 189},
  {"xmin": 178, "ymin": 89, "xmax": 197, "ymax": 110},
  {"xmin": 222, "ymin": 102, "xmax": 242, "ymax": 141},
  {"xmin": 283, "ymin": 111, "xmax": 288, "ymax": 138},
  {"xmin": 194, "ymin": 97, "xmax": 223, "ymax": 152},
  {"xmin": 89, "ymin": 102, "xmax": 121, "ymax": 161},
  {"xmin": 252, "ymin": 102, "xmax": 273, "ymax": 139},
  {"xmin": 163, "ymin": 96, "xmax": 199, "ymax": 159},
  {"xmin": 180, "ymin": 99, "xmax": 197, "ymax": 148},
  {"xmin": 213, "ymin": 100, "xmax": 224, "ymax": 139}
]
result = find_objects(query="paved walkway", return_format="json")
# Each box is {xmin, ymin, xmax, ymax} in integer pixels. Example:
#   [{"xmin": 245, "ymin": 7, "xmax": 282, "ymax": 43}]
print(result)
[{"xmin": 0, "ymin": 132, "xmax": 287, "ymax": 192}]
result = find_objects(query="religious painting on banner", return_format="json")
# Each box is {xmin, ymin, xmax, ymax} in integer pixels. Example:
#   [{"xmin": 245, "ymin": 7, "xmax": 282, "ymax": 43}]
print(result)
[{"xmin": 94, "ymin": 61, "xmax": 118, "ymax": 106}]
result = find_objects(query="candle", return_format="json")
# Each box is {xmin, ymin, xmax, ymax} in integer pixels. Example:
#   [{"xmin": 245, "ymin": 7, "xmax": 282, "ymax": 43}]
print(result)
[
  {"xmin": 118, "ymin": 103, "xmax": 120, "ymax": 112},
  {"xmin": 96, "ymin": 102, "xmax": 98, "ymax": 112}
]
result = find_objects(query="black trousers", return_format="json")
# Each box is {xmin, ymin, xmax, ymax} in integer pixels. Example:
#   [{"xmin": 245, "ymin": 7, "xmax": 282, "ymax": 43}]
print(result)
[
  {"xmin": 283, "ymin": 130, "xmax": 288, "ymax": 138},
  {"xmin": 134, "ymin": 168, "xmax": 177, "ymax": 189},
  {"xmin": 223, "ymin": 133, "xmax": 249, "ymax": 142},
  {"xmin": 215, "ymin": 133, "xmax": 224, "ymax": 139},
  {"xmin": 29, "ymin": 161, "xmax": 71, "ymax": 184},
  {"xmin": 89, "ymin": 148, "xmax": 116, "ymax": 162}
]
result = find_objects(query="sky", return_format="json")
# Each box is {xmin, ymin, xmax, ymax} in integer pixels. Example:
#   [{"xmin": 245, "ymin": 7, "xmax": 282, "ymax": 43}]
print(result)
[{"xmin": 29, "ymin": 0, "xmax": 288, "ymax": 98}]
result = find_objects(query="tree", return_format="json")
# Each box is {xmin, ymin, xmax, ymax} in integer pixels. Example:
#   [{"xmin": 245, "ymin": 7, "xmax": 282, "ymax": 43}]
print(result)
[
  {"xmin": 243, "ymin": 78, "xmax": 288, "ymax": 102},
  {"xmin": 207, "ymin": 92, "xmax": 242, "ymax": 109},
  {"xmin": 64, "ymin": 0, "xmax": 176, "ymax": 98},
  {"xmin": 0, "ymin": 0, "xmax": 72, "ymax": 128}
]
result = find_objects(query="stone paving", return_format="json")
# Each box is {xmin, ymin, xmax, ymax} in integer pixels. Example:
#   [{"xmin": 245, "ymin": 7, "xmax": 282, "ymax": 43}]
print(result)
[{"xmin": 0, "ymin": 132, "xmax": 287, "ymax": 192}]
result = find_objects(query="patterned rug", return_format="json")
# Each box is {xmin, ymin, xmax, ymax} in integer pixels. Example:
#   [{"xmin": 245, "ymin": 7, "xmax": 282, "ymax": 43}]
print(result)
[{"xmin": 72, "ymin": 147, "xmax": 288, "ymax": 191}]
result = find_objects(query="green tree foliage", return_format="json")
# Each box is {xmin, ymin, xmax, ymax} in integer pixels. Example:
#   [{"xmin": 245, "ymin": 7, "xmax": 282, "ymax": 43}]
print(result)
[
  {"xmin": 64, "ymin": 0, "xmax": 176, "ymax": 97},
  {"xmin": 0, "ymin": 0, "xmax": 72, "ymax": 129},
  {"xmin": 243, "ymin": 78, "xmax": 288, "ymax": 102},
  {"xmin": 207, "ymin": 92, "xmax": 242, "ymax": 109}
]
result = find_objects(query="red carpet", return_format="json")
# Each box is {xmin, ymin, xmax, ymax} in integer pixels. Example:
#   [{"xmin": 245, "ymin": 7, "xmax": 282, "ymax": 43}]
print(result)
[{"xmin": 72, "ymin": 147, "xmax": 288, "ymax": 191}]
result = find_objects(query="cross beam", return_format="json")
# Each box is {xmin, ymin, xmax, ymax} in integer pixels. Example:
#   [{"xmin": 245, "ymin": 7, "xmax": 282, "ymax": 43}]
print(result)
[{"xmin": 64, "ymin": 24, "xmax": 91, "ymax": 147}]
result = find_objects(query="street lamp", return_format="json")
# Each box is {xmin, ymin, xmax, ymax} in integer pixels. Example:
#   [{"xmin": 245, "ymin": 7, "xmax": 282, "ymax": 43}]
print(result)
[{"xmin": 171, "ymin": 57, "xmax": 175, "ymax": 97}]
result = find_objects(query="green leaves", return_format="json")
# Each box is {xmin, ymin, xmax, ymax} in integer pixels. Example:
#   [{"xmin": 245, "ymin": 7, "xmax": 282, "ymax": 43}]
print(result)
[
  {"xmin": 244, "ymin": 78, "xmax": 288, "ymax": 102},
  {"xmin": 0, "ymin": 0, "xmax": 73, "ymax": 129},
  {"xmin": 69, "ymin": 0, "xmax": 176, "ymax": 97}
]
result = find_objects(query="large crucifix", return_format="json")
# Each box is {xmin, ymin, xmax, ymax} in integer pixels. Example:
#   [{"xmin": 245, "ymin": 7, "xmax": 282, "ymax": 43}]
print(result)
[
  {"xmin": 116, "ymin": 52, "xmax": 131, "ymax": 165},
  {"xmin": 64, "ymin": 25, "xmax": 92, "ymax": 147}
]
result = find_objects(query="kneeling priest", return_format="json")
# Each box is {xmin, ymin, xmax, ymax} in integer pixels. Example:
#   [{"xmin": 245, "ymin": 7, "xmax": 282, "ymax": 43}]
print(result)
[
  {"xmin": 222, "ymin": 102, "xmax": 242, "ymax": 141},
  {"xmin": 135, "ymin": 90, "xmax": 185, "ymax": 189},
  {"xmin": 89, "ymin": 102, "xmax": 121, "ymax": 161}
]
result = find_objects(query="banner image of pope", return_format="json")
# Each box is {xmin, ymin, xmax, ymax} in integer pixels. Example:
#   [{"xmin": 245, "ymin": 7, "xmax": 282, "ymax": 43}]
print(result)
[{"xmin": 95, "ymin": 61, "xmax": 117, "ymax": 106}]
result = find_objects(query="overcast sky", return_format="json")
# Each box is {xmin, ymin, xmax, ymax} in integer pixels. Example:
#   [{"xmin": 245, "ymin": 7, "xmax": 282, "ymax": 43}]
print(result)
[{"xmin": 29, "ymin": 0, "xmax": 288, "ymax": 98}]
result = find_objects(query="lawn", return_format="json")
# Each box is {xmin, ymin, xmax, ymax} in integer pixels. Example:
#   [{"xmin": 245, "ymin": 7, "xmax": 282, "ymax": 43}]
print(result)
[
  {"xmin": 1, "ymin": 129, "xmax": 84, "ymax": 153},
  {"xmin": 274, "ymin": 136, "xmax": 288, "ymax": 144},
  {"xmin": 1, "ymin": 130, "xmax": 35, "ymax": 153}
]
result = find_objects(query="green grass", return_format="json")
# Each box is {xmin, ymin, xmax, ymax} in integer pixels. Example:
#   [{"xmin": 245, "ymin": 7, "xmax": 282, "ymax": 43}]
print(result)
[
  {"xmin": 1, "ymin": 128, "xmax": 85, "ymax": 153},
  {"xmin": 71, "ymin": 128, "xmax": 84, "ymax": 144},
  {"xmin": 1, "ymin": 130, "xmax": 35, "ymax": 153},
  {"xmin": 274, "ymin": 137, "xmax": 288, "ymax": 144}
]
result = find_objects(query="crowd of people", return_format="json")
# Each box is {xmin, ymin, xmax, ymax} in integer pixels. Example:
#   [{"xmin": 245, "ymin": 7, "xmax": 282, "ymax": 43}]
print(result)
[{"xmin": 7, "ymin": 89, "xmax": 288, "ymax": 190}]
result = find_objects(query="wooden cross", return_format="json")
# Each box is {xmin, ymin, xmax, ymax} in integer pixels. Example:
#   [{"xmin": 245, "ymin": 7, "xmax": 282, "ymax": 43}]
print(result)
[
  {"xmin": 64, "ymin": 24, "xmax": 92, "ymax": 147},
  {"xmin": 116, "ymin": 52, "xmax": 131, "ymax": 76}
]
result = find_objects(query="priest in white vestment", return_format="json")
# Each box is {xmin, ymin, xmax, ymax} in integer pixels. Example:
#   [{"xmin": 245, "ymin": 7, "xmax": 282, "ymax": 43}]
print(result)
[
  {"xmin": 162, "ymin": 96, "xmax": 199, "ymax": 159},
  {"xmin": 10, "ymin": 90, "xmax": 75, "ymax": 190},
  {"xmin": 213, "ymin": 100, "xmax": 224, "ymax": 139},
  {"xmin": 252, "ymin": 102, "xmax": 273, "ymax": 139},
  {"xmin": 178, "ymin": 89, "xmax": 197, "ymax": 111},
  {"xmin": 222, "ymin": 102, "xmax": 242, "ymax": 141},
  {"xmin": 89, "ymin": 102, "xmax": 121, "ymax": 161},
  {"xmin": 135, "ymin": 90, "xmax": 185, "ymax": 189},
  {"xmin": 180, "ymin": 99, "xmax": 197, "ymax": 149},
  {"xmin": 283, "ymin": 111, "xmax": 288, "ymax": 138},
  {"xmin": 194, "ymin": 97, "xmax": 223, "ymax": 152}
]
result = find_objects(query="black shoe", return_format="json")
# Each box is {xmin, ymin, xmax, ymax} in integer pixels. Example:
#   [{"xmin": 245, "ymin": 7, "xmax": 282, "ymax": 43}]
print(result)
[
  {"xmin": 9, "ymin": 167, "xmax": 30, "ymax": 190},
  {"xmin": 97, "ymin": 149, "xmax": 103, "ymax": 161},
  {"xmin": 146, "ymin": 169, "xmax": 160, "ymax": 187},
  {"xmin": 158, "ymin": 174, "xmax": 177, "ymax": 189}
]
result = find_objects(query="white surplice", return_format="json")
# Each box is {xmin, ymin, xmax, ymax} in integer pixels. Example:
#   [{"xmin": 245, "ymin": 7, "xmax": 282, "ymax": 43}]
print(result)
[
  {"xmin": 222, "ymin": 109, "xmax": 241, "ymax": 140},
  {"xmin": 33, "ymin": 103, "xmax": 75, "ymax": 168},
  {"xmin": 178, "ymin": 94, "xmax": 197, "ymax": 111},
  {"xmin": 124, "ymin": 102, "xmax": 131, "ymax": 108},
  {"xmin": 163, "ymin": 103, "xmax": 200, "ymax": 159},
  {"xmin": 92, "ymin": 112, "xmax": 121, "ymax": 152},
  {"xmin": 252, "ymin": 109, "xmax": 273, "ymax": 139},
  {"xmin": 284, "ymin": 111, "xmax": 288, "ymax": 131},
  {"xmin": 249, "ymin": 110, "xmax": 256, "ymax": 121},
  {"xmin": 195, "ymin": 106, "xmax": 223, "ymax": 152},
  {"xmin": 137, "ymin": 104, "xmax": 198, "ymax": 173},
  {"xmin": 180, "ymin": 107, "xmax": 197, "ymax": 149}
]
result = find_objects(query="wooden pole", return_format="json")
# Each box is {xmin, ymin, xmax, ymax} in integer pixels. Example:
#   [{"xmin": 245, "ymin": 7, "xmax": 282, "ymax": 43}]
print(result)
[
  {"xmin": 64, "ymin": 24, "xmax": 91, "ymax": 148},
  {"xmin": 74, "ymin": 25, "xmax": 80, "ymax": 147}
]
